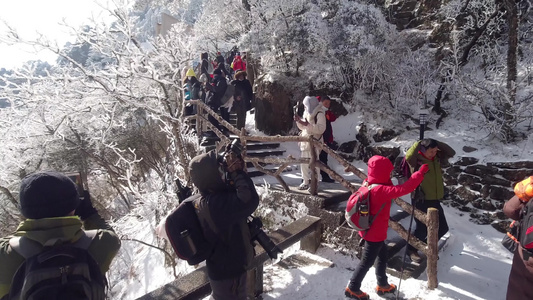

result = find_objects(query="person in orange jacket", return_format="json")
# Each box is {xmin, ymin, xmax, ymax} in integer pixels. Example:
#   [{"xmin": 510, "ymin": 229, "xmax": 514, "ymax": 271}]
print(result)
[{"xmin": 345, "ymin": 155, "xmax": 428, "ymax": 300}]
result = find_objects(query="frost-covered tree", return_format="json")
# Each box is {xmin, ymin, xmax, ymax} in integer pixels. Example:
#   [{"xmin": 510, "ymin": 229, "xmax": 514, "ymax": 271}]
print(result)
[{"xmin": 0, "ymin": 3, "xmax": 200, "ymax": 235}]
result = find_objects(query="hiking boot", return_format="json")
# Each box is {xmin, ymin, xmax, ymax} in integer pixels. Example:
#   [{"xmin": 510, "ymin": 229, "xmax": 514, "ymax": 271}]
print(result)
[
  {"xmin": 298, "ymin": 182, "xmax": 309, "ymax": 190},
  {"xmin": 376, "ymin": 283, "xmax": 396, "ymax": 296},
  {"xmin": 345, "ymin": 287, "xmax": 369, "ymax": 300},
  {"xmin": 408, "ymin": 250, "xmax": 422, "ymax": 263}
]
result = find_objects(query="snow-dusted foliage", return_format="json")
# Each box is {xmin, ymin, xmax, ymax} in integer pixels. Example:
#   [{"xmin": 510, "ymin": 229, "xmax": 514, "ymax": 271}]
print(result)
[
  {"xmin": 0, "ymin": 3, "xmax": 199, "ymax": 235},
  {"xmin": 437, "ymin": 0, "xmax": 533, "ymax": 141}
]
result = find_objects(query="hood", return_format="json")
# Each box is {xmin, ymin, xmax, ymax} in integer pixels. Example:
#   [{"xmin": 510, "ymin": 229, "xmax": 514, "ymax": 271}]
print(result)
[
  {"xmin": 186, "ymin": 68, "xmax": 196, "ymax": 77},
  {"xmin": 366, "ymin": 155, "xmax": 394, "ymax": 185},
  {"xmin": 189, "ymin": 151, "xmax": 226, "ymax": 195},
  {"xmin": 303, "ymin": 96, "xmax": 319, "ymax": 115}
]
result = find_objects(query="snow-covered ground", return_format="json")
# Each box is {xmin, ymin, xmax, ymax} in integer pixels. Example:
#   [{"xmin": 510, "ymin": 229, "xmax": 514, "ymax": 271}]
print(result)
[{"xmin": 114, "ymin": 109, "xmax": 526, "ymax": 300}]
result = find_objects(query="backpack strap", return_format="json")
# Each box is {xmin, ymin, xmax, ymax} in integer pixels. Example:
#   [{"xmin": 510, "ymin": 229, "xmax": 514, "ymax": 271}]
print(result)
[
  {"xmin": 9, "ymin": 230, "xmax": 99, "ymax": 259},
  {"xmin": 361, "ymin": 184, "xmax": 385, "ymax": 239},
  {"xmin": 367, "ymin": 184, "xmax": 386, "ymax": 223},
  {"xmin": 195, "ymin": 195, "xmax": 219, "ymax": 236},
  {"xmin": 313, "ymin": 111, "xmax": 325, "ymax": 140}
]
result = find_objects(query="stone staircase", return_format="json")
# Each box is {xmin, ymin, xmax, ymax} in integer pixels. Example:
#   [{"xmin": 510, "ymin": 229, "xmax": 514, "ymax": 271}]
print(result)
[{"xmin": 195, "ymin": 112, "xmax": 287, "ymax": 178}]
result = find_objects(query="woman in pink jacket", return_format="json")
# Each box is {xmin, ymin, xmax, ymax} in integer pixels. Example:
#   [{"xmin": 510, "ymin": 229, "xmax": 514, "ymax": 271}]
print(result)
[{"xmin": 345, "ymin": 155, "xmax": 428, "ymax": 300}]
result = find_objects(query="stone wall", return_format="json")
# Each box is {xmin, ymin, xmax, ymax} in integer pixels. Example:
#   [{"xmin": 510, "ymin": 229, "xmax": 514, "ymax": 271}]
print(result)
[{"xmin": 442, "ymin": 159, "xmax": 533, "ymax": 231}]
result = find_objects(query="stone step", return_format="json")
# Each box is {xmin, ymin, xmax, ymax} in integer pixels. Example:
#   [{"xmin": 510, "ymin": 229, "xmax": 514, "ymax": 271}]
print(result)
[
  {"xmin": 246, "ymin": 167, "xmax": 278, "ymax": 178},
  {"xmin": 246, "ymin": 149, "xmax": 286, "ymax": 158},
  {"xmin": 386, "ymin": 233, "xmax": 450, "ymax": 279},
  {"xmin": 245, "ymin": 142, "xmax": 281, "ymax": 150}
]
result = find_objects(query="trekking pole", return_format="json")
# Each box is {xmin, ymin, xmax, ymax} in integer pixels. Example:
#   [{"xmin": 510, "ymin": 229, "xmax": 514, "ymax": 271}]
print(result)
[{"xmin": 396, "ymin": 192, "xmax": 417, "ymax": 300}]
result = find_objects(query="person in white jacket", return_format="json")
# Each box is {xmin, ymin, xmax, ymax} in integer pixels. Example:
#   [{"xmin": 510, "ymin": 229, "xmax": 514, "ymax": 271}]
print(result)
[{"xmin": 294, "ymin": 96, "xmax": 327, "ymax": 190}]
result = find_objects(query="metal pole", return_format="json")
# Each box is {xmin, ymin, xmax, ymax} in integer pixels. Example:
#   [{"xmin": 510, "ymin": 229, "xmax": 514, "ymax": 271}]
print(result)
[{"xmin": 419, "ymin": 109, "xmax": 428, "ymax": 141}]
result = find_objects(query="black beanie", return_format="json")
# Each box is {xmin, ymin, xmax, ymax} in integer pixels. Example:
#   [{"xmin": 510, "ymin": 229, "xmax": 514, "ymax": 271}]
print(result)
[{"xmin": 19, "ymin": 171, "xmax": 81, "ymax": 219}]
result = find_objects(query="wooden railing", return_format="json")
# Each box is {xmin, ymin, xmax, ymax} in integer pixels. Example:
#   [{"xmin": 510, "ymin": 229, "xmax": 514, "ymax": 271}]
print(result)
[
  {"xmin": 137, "ymin": 216, "xmax": 322, "ymax": 300},
  {"xmin": 186, "ymin": 100, "xmax": 439, "ymax": 289}
]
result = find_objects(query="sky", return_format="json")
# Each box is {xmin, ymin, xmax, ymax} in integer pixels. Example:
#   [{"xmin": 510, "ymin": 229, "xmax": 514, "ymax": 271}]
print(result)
[
  {"xmin": 0, "ymin": 0, "xmax": 112, "ymax": 69},
  {"xmin": 107, "ymin": 109, "xmax": 522, "ymax": 300}
]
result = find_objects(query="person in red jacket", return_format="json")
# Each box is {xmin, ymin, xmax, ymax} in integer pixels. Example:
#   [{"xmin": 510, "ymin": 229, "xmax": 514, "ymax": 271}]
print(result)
[
  {"xmin": 232, "ymin": 54, "xmax": 246, "ymax": 72},
  {"xmin": 345, "ymin": 155, "xmax": 428, "ymax": 300}
]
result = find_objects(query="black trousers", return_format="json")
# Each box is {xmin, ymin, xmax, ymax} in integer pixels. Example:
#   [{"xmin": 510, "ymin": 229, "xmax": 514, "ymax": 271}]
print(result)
[
  {"xmin": 348, "ymin": 240, "xmax": 388, "ymax": 291},
  {"xmin": 209, "ymin": 272, "xmax": 247, "ymax": 300},
  {"xmin": 319, "ymin": 142, "xmax": 333, "ymax": 180},
  {"xmin": 408, "ymin": 200, "xmax": 449, "ymax": 252},
  {"xmin": 220, "ymin": 107, "xmax": 230, "ymax": 124},
  {"xmin": 208, "ymin": 106, "xmax": 221, "ymax": 131}
]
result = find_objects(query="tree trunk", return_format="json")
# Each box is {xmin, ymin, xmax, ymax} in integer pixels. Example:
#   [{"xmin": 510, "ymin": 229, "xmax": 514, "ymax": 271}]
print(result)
[{"xmin": 505, "ymin": 0, "xmax": 518, "ymax": 105}]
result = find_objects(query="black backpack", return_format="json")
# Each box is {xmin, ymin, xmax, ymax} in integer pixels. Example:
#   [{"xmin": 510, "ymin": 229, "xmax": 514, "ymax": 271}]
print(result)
[
  {"xmin": 502, "ymin": 200, "xmax": 533, "ymax": 255},
  {"xmin": 7, "ymin": 230, "xmax": 107, "ymax": 300},
  {"xmin": 165, "ymin": 194, "xmax": 215, "ymax": 265}
]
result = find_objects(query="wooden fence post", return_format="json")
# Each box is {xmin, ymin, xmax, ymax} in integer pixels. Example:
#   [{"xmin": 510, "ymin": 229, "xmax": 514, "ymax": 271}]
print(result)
[
  {"xmin": 247, "ymin": 265, "xmax": 263, "ymax": 298},
  {"xmin": 426, "ymin": 208, "xmax": 439, "ymax": 289},
  {"xmin": 309, "ymin": 136, "xmax": 318, "ymax": 195}
]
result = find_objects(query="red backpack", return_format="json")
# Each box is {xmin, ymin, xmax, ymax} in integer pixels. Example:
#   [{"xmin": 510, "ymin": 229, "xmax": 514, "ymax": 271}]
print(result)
[{"xmin": 345, "ymin": 184, "xmax": 384, "ymax": 235}]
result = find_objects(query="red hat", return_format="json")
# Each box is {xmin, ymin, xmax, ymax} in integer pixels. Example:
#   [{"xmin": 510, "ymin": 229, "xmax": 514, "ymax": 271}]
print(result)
[{"xmin": 316, "ymin": 96, "xmax": 322, "ymax": 102}]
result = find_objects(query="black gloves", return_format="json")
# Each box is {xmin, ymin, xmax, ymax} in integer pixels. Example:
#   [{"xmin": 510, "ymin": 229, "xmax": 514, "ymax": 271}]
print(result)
[{"xmin": 75, "ymin": 190, "xmax": 98, "ymax": 220}]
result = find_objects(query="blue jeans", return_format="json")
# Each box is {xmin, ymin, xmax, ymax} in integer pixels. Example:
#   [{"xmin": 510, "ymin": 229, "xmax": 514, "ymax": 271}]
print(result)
[{"xmin": 348, "ymin": 240, "xmax": 388, "ymax": 291}]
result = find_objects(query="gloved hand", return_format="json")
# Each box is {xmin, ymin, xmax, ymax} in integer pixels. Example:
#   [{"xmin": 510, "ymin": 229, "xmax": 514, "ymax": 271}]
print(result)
[
  {"xmin": 419, "ymin": 164, "xmax": 429, "ymax": 174},
  {"xmin": 225, "ymin": 152, "xmax": 244, "ymax": 173},
  {"xmin": 75, "ymin": 190, "xmax": 98, "ymax": 220}
]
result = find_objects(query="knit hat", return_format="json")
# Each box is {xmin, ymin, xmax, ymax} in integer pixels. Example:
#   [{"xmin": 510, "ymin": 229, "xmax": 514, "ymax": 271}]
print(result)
[
  {"xmin": 186, "ymin": 68, "xmax": 196, "ymax": 77},
  {"xmin": 19, "ymin": 171, "xmax": 81, "ymax": 219}
]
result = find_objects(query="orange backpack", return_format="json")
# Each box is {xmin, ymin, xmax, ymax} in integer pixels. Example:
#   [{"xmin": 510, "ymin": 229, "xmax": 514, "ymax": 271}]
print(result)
[{"xmin": 515, "ymin": 176, "xmax": 533, "ymax": 202}]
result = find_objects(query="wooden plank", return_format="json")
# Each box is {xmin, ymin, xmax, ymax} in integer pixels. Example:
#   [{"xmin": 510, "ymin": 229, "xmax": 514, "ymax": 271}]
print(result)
[{"xmin": 136, "ymin": 267, "xmax": 210, "ymax": 300}]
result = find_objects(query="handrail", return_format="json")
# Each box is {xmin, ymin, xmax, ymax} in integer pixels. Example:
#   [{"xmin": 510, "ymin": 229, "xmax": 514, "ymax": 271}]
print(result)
[{"xmin": 186, "ymin": 99, "xmax": 438, "ymax": 289}]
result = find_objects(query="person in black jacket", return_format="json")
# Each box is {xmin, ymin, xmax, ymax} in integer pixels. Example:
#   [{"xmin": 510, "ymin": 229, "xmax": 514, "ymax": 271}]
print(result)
[
  {"xmin": 205, "ymin": 69, "xmax": 228, "ymax": 135},
  {"xmin": 215, "ymin": 52, "xmax": 230, "ymax": 79},
  {"xmin": 189, "ymin": 148, "xmax": 259, "ymax": 300},
  {"xmin": 231, "ymin": 70, "xmax": 253, "ymax": 130}
]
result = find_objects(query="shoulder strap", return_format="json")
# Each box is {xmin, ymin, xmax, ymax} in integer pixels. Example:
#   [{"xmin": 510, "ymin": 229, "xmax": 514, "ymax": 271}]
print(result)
[
  {"xmin": 9, "ymin": 230, "xmax": 99, "ymax": 259},
  {"xmin": 312, "ymin": 111, "xmax": 325, "ymax": 140},
  {"xmin": 367, "ymin": 184, "xmax": 385, "ymax": 222},
  {"xmin": 195, "ymin": 195, "xmax": 219, "ymax": 236}
]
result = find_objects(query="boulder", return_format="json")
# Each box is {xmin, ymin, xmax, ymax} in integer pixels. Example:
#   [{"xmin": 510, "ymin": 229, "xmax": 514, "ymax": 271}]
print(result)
[
  {"xmin": 338, "ymin": 140, "xmax": 357, "ymax": 154},
  {"xmin": 372, "ymin": 128, "xmax": 398, "ymax": 143},
  {"xmin": 489, "ymin": 186, "xmax": 514, "ymax": 202},
  {"xmin": 455, "ymin": 156, "xmax": 479, "ymax": 166},
  {"xmin": 254, "ymin": 80, "xmax": 293, "ymax": 135},
  {"xmin": 488, "ymin": 161, "xmax": 533, "ymax": 169}
]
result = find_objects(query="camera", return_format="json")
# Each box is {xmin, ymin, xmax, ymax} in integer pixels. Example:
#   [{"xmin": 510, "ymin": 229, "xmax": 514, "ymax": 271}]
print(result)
[
  {"xmin": 247, "ymin": 216, "xmax": 283, "ymax": 260},
  {"xmin": 65, "ymin": 172, "xmax": 85, "ymax": 199},
  {"xmin": 221, "ymin": 139, "xmax": 243, "ymax": 160},
  {"xmin": 218, "ymin": 139, "xmax": 244, "ymax": 179}
]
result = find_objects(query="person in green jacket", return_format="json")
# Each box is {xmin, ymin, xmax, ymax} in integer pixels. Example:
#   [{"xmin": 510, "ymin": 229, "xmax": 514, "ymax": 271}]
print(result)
[
  {"xmin": 405, "ymin": 138, "xmax": 455, "ymax": 262},
  {"xmin": 0, "ymin": 171, "xmax": 121, "ymax": 298}
]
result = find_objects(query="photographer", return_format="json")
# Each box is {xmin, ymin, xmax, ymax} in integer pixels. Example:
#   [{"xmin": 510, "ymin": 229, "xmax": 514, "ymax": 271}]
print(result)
[
  {"xmin": 189, "ymin": 141, "xmax": 259, "ymax": 300},
  {"xmin": 0, "ymin": 171, "xmax": 121, "ymax": 299}
]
